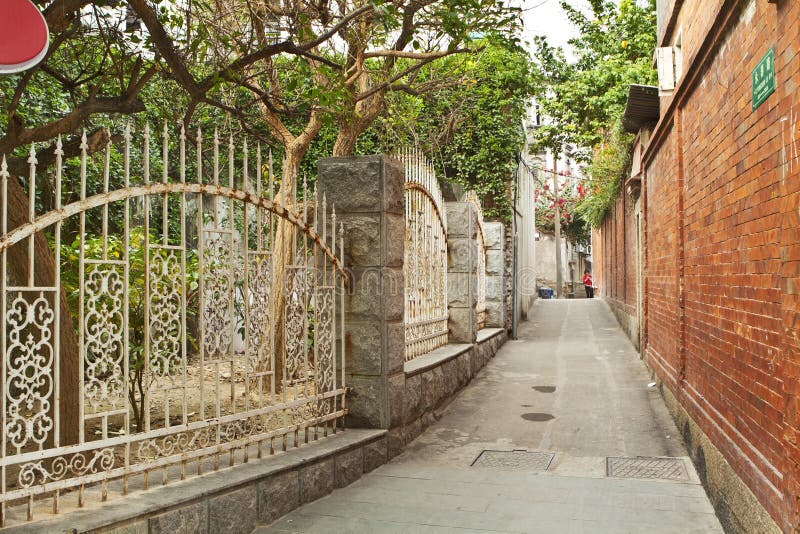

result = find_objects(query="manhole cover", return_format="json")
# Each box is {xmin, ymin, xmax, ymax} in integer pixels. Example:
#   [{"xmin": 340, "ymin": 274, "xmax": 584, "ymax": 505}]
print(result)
[
  {"xmin": 521, "ymin": 412, "xmax": 555, "ymax": 422},
  {"xmin": 606, "ymin": 456, "xmax": 689, "ymax": 480},
  {"xmin": 471, "ymin": 450, "xmax": 554, "ymax": 471}
]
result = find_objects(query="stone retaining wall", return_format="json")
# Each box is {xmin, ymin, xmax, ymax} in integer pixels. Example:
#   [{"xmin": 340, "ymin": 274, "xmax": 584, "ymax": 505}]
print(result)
[
  {"xmin": 13, "ymin": 430, "xmax": 387, "ymax": 534},
  {"xmin": 391, "ymin": 328, "xmax": 507, "ymax": 456}
]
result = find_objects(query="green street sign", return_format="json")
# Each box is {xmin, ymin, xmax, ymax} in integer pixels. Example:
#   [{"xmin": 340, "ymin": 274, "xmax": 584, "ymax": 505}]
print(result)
[{"xmin": 752, "ymin": 47, "xmax": 776, "ymax": 110}]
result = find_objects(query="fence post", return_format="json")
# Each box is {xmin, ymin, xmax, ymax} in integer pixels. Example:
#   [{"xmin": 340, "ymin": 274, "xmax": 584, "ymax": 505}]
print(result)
[
  {"xmin": 484, "ymin": 222, "xmax": 506, "ymax": 328},
  {"xmin": 445, "ymin": 202, "xmax": 479, "ymax": 343},
  {"xmin": 317, "ymin": 156, "xmax": 405, "ymax": 436}
]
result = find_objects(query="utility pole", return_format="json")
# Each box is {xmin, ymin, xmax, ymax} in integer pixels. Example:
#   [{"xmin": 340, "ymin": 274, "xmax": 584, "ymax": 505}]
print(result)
[{"xmin": 553, "ymin": 155, "xmax": 563, "ymax": 299}]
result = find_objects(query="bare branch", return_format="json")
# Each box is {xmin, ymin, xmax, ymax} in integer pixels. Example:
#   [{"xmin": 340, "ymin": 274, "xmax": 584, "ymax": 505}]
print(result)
[{"xmin": 363, "ymin": 49, "xmax": 470, "ymax": 59}]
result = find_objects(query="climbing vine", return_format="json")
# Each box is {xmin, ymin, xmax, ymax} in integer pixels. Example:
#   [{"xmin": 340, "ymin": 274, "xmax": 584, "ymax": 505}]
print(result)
[{"xmin": 575, "ymin": 121, "xmax": 633, "ymax": 228}]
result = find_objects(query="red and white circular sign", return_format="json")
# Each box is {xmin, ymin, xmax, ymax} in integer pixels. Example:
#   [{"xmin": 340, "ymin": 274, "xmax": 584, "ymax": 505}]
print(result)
[{"xmin": 0, "ymin": 0, "xmax": 49, "ymax": 74}]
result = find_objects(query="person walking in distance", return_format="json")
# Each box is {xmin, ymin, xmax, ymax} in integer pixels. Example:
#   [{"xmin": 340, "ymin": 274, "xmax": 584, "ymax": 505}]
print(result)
[{"xmin": 582, "ymin": 270, "xmax": 594, "ymax": 298}]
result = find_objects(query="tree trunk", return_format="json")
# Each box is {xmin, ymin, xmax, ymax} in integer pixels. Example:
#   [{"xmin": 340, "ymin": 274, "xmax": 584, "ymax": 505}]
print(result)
[
  {"xmin": 4, "ymin": 175, "xmax": 80, "ymax": 446},
  {"xmin": 332, "ymin": 98, "xmax": 383, "ymax": 157},
  {"xmin": 250, "ymin": 86, "xmax": 324, "ymax": 399},
  {"xmin": 263, "ymin": 149, "xmax": 301, "ymax": 397},
  {"xmin": 332, "ymin": 127, "xmax": 359, "ymax": 157}
]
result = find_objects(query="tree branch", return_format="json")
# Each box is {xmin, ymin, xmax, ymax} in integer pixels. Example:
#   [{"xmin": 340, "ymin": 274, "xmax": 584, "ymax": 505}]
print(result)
[
  {"xmin": 363, "ymin": 48, "xmax": 469, "ymax": 59},
  {"xmin": 0, "ymin": 95, "xmax": 146, "ymax": 155},
  {"xmin": 40, "ymin": 0, "xmax": 91, "ymax": 32},
  {"xmin": 354, "ymin": 48, "xmax": 476, "ymax": 103},
  {"xmin": 127, "ymin": 0, "xmax": 204, "ymax": 99},
  {"xmin": 4, "ymin": 128, "xmax": 115, "ymax": 177}
]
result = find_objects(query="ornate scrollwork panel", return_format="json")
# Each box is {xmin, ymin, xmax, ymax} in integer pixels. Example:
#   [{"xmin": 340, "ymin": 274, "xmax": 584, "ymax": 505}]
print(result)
[
  {"xmin": 5, "ymin": 290, "xmax": 55, "ymax": 450},
  {"xmin": 83, "ymin": 264, "xmax": 126, "ymax": 411},
  {"xmin": 221, "ymin": 416, "xmax": 265, "ymax": 442},
  {"xmin": 202, "ymin": 231, "xmax": 234, "ymax": 357},
  {"xmin": 18, "ymin": 449, "xmax": 115, "ymax": 488},
  {"xmin": 314, "ymin": 286, "xmax": 335, "ymax": 395},
  {"xmin": 148, "ymin": 247, "xmax": 183, "ymax": 380},
  {"xmin": 284, "ymin": 266, "xmax": 308, "ymax": 383},
  {"xmin": 247, "ymin": 252, "xmax": 271, "ymax": 372},
  {"xmin": 137, "ymin": 427, "xmax": 213, "ymax": 462}
]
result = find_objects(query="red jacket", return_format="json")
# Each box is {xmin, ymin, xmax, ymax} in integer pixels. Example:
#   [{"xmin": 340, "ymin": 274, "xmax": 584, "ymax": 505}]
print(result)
[{"xmin": 582, "ymin": 274, "xmax": 593, "ymax": 287}]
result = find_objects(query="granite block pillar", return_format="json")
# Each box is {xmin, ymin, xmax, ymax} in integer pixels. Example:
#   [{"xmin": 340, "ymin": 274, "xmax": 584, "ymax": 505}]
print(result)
[
  {"xmin": 317, "ymin": 156, "xmax": 405, "ymax": 430},
  {"xmin": 445, "ymin": 202, "xmax": 479, "ymax": 343},
  {"xmin": 484, "ymin": 222, "xmax": 505, "ymax": 328}
]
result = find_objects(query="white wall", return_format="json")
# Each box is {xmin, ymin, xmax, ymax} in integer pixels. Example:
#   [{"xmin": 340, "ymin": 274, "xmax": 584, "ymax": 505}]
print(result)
[
  {"xmin": 514, "ymin": 161, "xmax": 537, "ymax": 320},
  {"xmin": 534, "ymin": 232, "xmax": 569, "ymax": 290}
]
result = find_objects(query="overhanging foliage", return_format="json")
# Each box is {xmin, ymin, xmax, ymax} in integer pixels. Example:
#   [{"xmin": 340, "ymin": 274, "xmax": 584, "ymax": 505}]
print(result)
[{"xmin": 529, "ymin": 0, "xmax": 656, "ymax": 228}]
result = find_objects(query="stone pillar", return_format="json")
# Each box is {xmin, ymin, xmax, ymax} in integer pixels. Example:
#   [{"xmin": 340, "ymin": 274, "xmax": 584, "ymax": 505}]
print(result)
[
  {"xmin": 484, "ymin": 222, "xmax": 505, "ymax": 328},
  {"xmin": 445, "ymin": 202, "xmax": 479, "ymax": 343},
  {"xmin": 317, "ymin": 156, "xmax": 405, "ymax": 431}
]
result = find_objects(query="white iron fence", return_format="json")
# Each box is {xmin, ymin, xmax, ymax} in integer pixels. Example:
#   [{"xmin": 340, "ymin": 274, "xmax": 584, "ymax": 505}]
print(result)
[
  {"xmin": 464, "ymin": 191, "xmax": 488, "ymax": 330},
  {"xmin": 398, "ymin": 149, "xmax": 448, "ymax": 361},
  {"xmin": 0, "ymin": 124, "xmax": 346, "ymax": 527}
]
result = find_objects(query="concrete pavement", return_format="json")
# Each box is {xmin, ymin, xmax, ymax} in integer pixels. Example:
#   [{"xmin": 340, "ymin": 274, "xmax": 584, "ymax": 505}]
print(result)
[{"xmin": 255, "ymin": 299, "xmax": 723, "ymax": 533}]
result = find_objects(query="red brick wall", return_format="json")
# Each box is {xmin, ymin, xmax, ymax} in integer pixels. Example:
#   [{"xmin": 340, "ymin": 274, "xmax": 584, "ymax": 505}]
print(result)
[
  {"xmin": 591, "ymin": 225, "xmax": 604, "ymax": 303},
  {"xmin": 596, "ymin": 190, "xmax": 637, "ymax": 319},
  {"xmin": 603, "ymin": 0, "xmax": 800, "ymax": 529},
  {"xmin": 615, "ymin": 197, "xmax": 624, "ymax": 301},
  {"xmin": 625, "ymin": 196, "xmax": 638, "ymax": 312},
  {"xmin": 780, "ymin": 1, "xmax": 800, "ymax": 520},
  {"xmin": 664, "ymin": 0, "xmax": 724, "ymax": 58},
  {"xmin": 645, "ymin": 127, "xmax": 682, "ymax": 392}
]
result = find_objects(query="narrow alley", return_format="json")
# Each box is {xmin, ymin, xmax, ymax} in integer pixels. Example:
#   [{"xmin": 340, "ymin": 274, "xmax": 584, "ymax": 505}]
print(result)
[{"xmin": 256, "ymin": 300, "xmax": 723, "ymax": 533}]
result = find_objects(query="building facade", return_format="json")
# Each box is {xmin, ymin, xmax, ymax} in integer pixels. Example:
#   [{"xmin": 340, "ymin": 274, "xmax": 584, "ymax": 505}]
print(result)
[{"xmin": 596, "ymin": 1, "xmax": 800, "ymax": 531}]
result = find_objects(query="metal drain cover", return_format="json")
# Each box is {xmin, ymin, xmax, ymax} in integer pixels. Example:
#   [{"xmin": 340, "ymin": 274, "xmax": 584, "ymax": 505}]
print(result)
[
  {"xmin": 606, "ymin": 456, "xmax": 689, "ymax": 480},
  {"xmin": 471, "ymin": 449, "xmax": 554, "ymax": 471}
]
